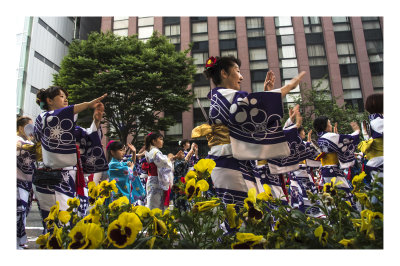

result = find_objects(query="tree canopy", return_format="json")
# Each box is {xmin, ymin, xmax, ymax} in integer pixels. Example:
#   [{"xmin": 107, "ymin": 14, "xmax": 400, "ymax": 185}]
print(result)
[{"xmin": 53, "ymin": 31, "xmax": 196, "ymax": 145}]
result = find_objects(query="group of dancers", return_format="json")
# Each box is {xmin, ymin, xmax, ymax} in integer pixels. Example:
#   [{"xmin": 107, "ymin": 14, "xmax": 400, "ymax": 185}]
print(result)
[{"xmin": 16, "ymin": 55, "xmax": 383, "ymax": 249}]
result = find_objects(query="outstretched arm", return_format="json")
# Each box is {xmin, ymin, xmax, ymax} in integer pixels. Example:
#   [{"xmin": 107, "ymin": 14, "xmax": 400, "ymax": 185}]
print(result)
[
  {"xmin": 279, "ymin": 71, "xmax": 306, "ymax": 98},
  {"xmin": 74, "ymin": 93, "xmax": 107, "ymax": 115}
]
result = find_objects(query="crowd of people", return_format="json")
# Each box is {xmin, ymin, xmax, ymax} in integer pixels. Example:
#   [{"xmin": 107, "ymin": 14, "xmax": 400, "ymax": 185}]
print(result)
[{"xmin": 16, "ymin": 55, "xmax": 383, "ymax": 249}]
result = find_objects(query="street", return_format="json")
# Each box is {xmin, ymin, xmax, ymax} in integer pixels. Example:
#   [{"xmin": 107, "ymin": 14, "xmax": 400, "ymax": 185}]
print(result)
[{"xmin": 25, "ymin": 201, "xmax": 43, "ymax": 249}]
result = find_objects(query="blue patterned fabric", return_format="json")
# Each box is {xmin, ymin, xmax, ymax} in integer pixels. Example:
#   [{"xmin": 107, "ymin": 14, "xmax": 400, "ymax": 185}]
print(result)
[
  {"xmin": 206, "ymin": 87, "xmax": 290, "ymax": 206},
  {"xmin": 107, "ymin": 157, "xmax": 146, "ymax": 204},
  {"xmin": 17, "ymin": 179, "xmax": 33, "ymax": 247}
]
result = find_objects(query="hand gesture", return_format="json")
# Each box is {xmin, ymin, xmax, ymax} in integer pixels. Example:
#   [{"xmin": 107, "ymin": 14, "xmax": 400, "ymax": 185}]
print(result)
[
  {"xmin": 264, "ymin": 70, "xmax": 275, "ymax": 91},
  {"xmin": 334, "ymin": 122, "xmax": 338, "ymax": 134},
  {"xmin": 127, "ymin": 143, "xmax": 136, "ymax": 154},
  {"xmin": 281, "ymin": 71, "xmax": 306, "ymax": 98},
  {"xmin": 190, "ymin": 142, "xmax": 196, "ymax": 151},
  {"xmin": 307, "ymin": 130, "xmax": 313, "ymax": 143},
  {"xmin": 93, "ymin": 102, "xmax": 105, "ymax": 122},
  {"xmin": 88, "ymin": 94, "xmax": 107, "ymax": 109}
]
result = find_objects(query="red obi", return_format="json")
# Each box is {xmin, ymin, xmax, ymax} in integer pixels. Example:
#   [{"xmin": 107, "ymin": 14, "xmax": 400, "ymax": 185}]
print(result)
[{"xmin": 148, "ymin": 162, "xmax": 158, "ymax": 176}]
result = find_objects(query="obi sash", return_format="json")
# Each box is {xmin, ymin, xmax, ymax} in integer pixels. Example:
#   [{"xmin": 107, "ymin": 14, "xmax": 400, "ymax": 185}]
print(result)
[
  {"xmin": 358, "ymin": 138, "xmax": 383, "ymax": 160},
  {"xmin": 191, "ymin": 124, "xmax": 231, "ymax": 147}
]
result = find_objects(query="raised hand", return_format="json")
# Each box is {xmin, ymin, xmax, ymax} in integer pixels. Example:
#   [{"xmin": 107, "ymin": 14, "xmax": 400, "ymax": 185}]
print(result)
[
  {"xmin": 350, "ymin": 121, "xmax": 360, "ymax": 132},
  {"xmin": 334, "ymin": 122, "xmax": 338, "ymax": 134},
  {"xmin": 280, "ymin": 71, "xmax": 306, "ymax": 98},
  {"xmin": 127, "ymin": 143, "xmax": 136, "ymax": 154},
  {"xmin": 264, "ymin": 70, "xmax": 276, "ymax": 91},
  {"xmin": 307, "ymin": 130, "xmax": 312, "ymax": 143},
  {"xmin": 93, "ymin": 102, "xmax": 105, "ymax": 122},
  {"xmin": 88, "ymin": 94, "xmax": 107, "ymax": 109}
]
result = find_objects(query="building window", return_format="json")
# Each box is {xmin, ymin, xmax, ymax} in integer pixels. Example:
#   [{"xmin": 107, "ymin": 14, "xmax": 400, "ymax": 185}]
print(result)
[
  {"xmin": 38, "ymin": 18, "xmax": 70, "ymax": 46},
  {"xmin": 362, "ymin": 17, "xmax": 383, "ymax": 92},
  {"xmin": 303, "ymin": 17, "xmax": 322, "ymax": 33},
  {"xmin": 34, "ymin": 51, "xmax": 60, "ymax": 72},
  {"xmin": 218, "ymin": 18, "xmax": 236, "ymax": 40},
  {"xmin": 275, "ymin": 16, "xmax": 299, "ymax": 107},
  {"xmin": 113, "ymin": 16, "xmax": 129, "ymax": 37},
  {"xmin": 164, "ymin": 17, "xmax": 181, "ymax": 50},
  {"xmin": 138, "ymin": 17, "xmax": 154, "ymax": 41}
]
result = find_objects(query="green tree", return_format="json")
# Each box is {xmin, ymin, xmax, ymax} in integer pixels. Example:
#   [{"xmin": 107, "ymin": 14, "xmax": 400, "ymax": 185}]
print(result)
[
  {"xmin": 53, "ymin": 31, "xmax": 196, "ymax": 145},
  {"xmin": 283, "ymin": 79, "xmax": 368, "ymax": 138}
]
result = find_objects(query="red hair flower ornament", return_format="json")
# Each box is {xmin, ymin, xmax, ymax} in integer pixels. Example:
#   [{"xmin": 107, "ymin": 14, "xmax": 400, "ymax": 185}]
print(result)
[{"xmin": 205, "ymin": 56, "xmax": 217, "ymax": 69}]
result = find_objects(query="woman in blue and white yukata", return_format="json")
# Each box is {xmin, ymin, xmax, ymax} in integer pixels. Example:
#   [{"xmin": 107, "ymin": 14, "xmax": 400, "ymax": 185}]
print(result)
[
  {"xmin": 192, "ymin": 56, "xmax": 306, "ymax": 207},
  {"xmin": 16, "ymin": 116, "xmax": 36, "ymax": 249},
  {"xmin": 313, "ymin": 116, "xmax": 360, "ymax": 204},
  {"xmin": 34, "ymin": 86, "xmax": 109, "ymax": 224},
  {"xmin": 358, "ymin": 93, "xmax": 383, "ymax": 184}
]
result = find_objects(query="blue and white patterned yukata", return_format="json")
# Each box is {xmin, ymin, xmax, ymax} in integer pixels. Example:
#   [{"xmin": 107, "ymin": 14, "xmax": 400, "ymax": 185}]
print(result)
[
  {"xmin": 207, "ymin": 87, "xmax": 290, "ymax": 207},
  {"xmin": 33, "ymin": 105, "xmax": 108, "ymax": 222},
  {"xmin": 16, "ymin": 135, "xmax": 35, "ymax": 248}
]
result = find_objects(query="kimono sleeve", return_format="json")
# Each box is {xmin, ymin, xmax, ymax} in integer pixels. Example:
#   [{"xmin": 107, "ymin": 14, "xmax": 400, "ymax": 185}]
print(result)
[
  {"xmin": 75, "ymin": 121, "xmax": 108, "ymax": 173},
  {"xmin": 153, "ymin": 151, "xmax": 173, "ymax": 191},
  {"xmin": 36, "ymin": 105, "xmax": 78, "ymax": 169},
  {"xmin": 226, "ymin": 89, "xmax": 290, "ymax": 160}
]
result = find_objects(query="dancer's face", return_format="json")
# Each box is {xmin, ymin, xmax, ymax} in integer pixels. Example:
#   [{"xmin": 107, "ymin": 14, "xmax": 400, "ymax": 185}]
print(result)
[
  {"xmin": 153, "ymin": 137, "xmax": 164, "ymax": 149},
  {"xmin": 111, "ymin": 147, "xmax": 125, "ymax": 161},
  {"xmin": 47, "ymin": 90, "xmax": 68, "ymax": 110},
  {"xmin": 221, "ymin": 63, "xmax": 243, "ymax": 91}
]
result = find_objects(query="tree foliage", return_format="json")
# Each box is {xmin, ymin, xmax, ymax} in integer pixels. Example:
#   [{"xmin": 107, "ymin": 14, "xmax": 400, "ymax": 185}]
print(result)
[
  {"xmin": 53, "ymin": 31, "xmax": 196, "ymax": 145},
  {"xmin": 283, "ymin": 79, "xmax": 369, "ymax": 138}
]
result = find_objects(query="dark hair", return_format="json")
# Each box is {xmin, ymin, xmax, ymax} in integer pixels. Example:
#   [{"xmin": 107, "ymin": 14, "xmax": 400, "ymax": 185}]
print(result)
[
  {"xmin": 313, "ymin": 116, "xmax": 329, "ymax": 133},
  {"xmin": 297, "ymin": 126, "xmax": 305, "ymax": 134},
  {"xmin": 180, "ymin": 139, "xmax": 189, "ymax": 148},
  {"xmin": 36, "ymin": 86, "xmax": 69, "ymax": 111},
  {"xmin": 144, "ymin": 132, "xmax": 163, "ymax": 151},
  {"xmin": 17, "ymin": 116, "xmax": 32, "ymax": 131},
  {"xmin": 203, "ymin": 56, "xmax": 241, "ymax": 86},
  {"xmin": 106, "ymin": 140, "xmax": 124, "ymax": 162},
  {"xmin": 365, "ymin": 93, "xmax": 383, "ymax": 114}
]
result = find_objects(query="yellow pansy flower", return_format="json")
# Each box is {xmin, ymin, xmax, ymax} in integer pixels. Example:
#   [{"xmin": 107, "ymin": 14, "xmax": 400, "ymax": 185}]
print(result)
[
  {"xmin": 194, "ymin": 159, "xmax": 216, "ymax": 175},
  {"xmin": 244, "ymin": 188, "xmax": 263, "ymax": 220},
  {"xmin": 46, "ymin": 225, "xmax": 63, "ymax": 249},
  {"xmin": 147, "ymin": 236, "xmax": 156, "ymax": 249},
  {"xmin": 185, "ymin": 179, "xmax": 209, "ymax": 200},
  {"xmin": 193, "ymin": 200, "xmax": 220, "ymax": 213},
  {"xmin": 352, "ymin": 171, "xmax": 367, "ymax": 187},
  {"xmin": 58, "ymin": 211, "xmax": 71, "ymax": 225},
  {"xmin": 184, "ymin": 170, "xmax": 197, "ymax": 183},
  {"xmin": 354, "ymin": 192, "xmax": 372, "ymax": 208},
  {"xmin": 68, "ymin": 221, "xmax": 104, "ymax": 249},
  {"xmin": 44, "ymin": 201, "xmax": 60, "ymax": 229},
  {"xmin": 338, "ymin": 238, "xmax": 355, "ymax": 248},
  {"xmin": 153, "ymin": 217, "xmax": 168, "ymax": 236},
  {"xmin": 36, "ymin": 232, "xmax": 50, "ymax": 249},
  {"xmin": 323, "ymin": 177, "xmax": 343, "ymax": 196},
  {"xmin": 133, "ymin": 205, "xmax": 152, "ymax": 218},
  {"xmin": 67, "ymin": 198, "xmax": 81, "ymax": 212},
  {"xmin": 109, "ymin": 196, "xmax": 130, "ymax": 211},
  {"xmin": 256, "ymin": 184, "xmax": 273, "ymax": 201},
  {"xmin": 82, "ymin": 207, "xmax": 101, "ymax": 224},
  {"xmin": 226, "ymin": 204, "xmax": 242, "ymax": 229},
  {"xmin": 231, "ymin": 232, "xmax": 266, "ymax": 249},
  {"xmin": 314, "ymin": 225, "xmax": 328, "ymax": 246},
  {"xmin": 107, "ymin": 212, "xmax": 143, "ymax": 248}
]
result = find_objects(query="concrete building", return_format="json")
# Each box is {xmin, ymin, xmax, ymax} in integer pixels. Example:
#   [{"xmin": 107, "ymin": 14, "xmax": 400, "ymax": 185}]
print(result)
[
  {"xmin": 16, "ymin": 16, "xmax": 101, "ymax": 118},
  {"xmin": 101, "ymin": 16, "xmax": 383, "ymax": 144}
]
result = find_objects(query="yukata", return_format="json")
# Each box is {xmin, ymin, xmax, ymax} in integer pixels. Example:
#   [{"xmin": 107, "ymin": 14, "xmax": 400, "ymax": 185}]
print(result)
[
  {"xmin": 287, "ymin": 139, "xmax": 324, "ymax": 217},
  {"xmin": 144, "ymin": 146, "xmax": 173, "ymax": 210},
  {"xmin": 184, "ymin": 150, "xmax": 199, "ymax": 171},
  {"xmin": 358, "ymin": 113, "xmax": 383, "ymax": 184},
  {"xmin": 171, "ymin": 159, "xmax": 190, "ymax": 212},
  {"xmin": 316, "ymin": 129, "xmax": 360, "ymax": 203},
  {"xmin": 107, "ymin": 157, "xmax": 145, "ymax": 204},
  {"xmin": 16, "ymin": 135, "xmax": 36, "ymax": 248},
  {"xmin": 255, "ymin": 118, "xmax": 316, "ymax": 206},
  {"xmin": 33, "ymin": 105, "xmax": 108, "ymax": 222},
  {"xmin": 192, "ymin": 87, "xmax": 290, "ymax": 207}
]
